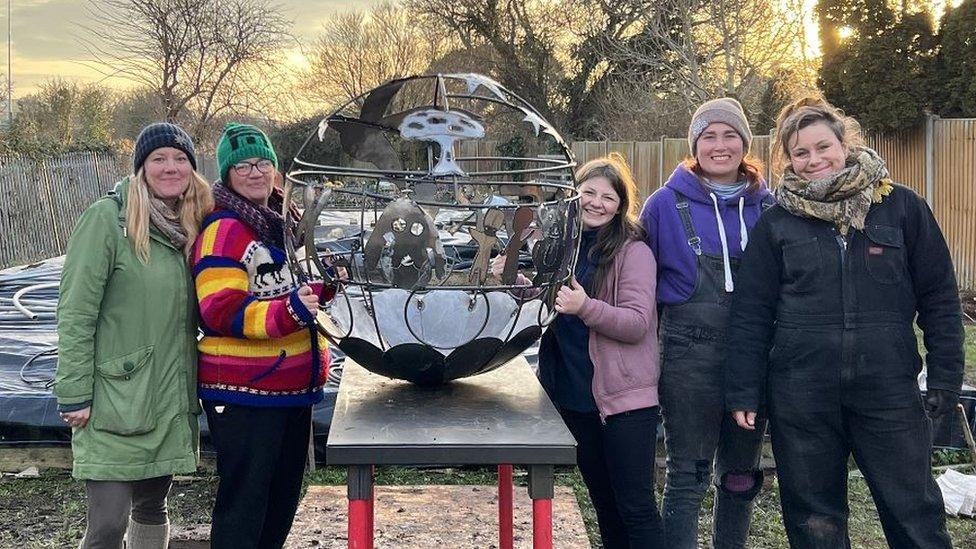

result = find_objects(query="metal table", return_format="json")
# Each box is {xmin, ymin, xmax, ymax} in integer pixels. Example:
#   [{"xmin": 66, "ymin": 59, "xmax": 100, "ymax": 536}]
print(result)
[{"xmin": 327, "ymin": 356, "xmax": 576, "ymax": 549}]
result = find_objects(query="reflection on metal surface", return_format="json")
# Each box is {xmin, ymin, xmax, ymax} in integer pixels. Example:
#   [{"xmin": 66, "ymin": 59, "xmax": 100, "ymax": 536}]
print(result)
[
  {"xmin": 501, "ymin": 206, "xmax": 534, "ymax": 285},
  {"xmin": 284, "ymin": 74, "xmax": 581, "ymax": 384},
  {"xmin": 467, "ymin": 209, "xmax": 504, "ymax": 285}
]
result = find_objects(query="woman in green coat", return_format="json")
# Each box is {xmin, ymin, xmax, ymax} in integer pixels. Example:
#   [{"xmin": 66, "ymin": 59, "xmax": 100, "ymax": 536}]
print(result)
[{"xmin": 55, "ymin": 123, "xmax": 213, "ymax": 548}]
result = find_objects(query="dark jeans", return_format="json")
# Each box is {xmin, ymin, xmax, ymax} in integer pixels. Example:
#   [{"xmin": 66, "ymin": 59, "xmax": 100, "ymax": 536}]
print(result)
[
  {"xmin": 768, "ymin": 326, "xmax": 952, "ymax": 549},
  {"xmin": 204, "ymin": 401, "xmax": 311, "ymax": 549},
  {"xmin": 560, "ymin": 406, "xmax": 665, "ymax": 549},
  {"xmin": 660, "ymin": 332, "xmax": 764, "ymax": 549}
]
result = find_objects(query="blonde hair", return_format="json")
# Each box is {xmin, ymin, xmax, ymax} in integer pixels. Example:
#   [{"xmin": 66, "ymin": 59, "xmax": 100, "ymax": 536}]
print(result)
[
  {"xmin": 126, "ymin": 168, "xmax": 214, "ymax": 263},
  {"xmin": 772, "ymin": 95, "xmax": 865, "ymax": 172}
]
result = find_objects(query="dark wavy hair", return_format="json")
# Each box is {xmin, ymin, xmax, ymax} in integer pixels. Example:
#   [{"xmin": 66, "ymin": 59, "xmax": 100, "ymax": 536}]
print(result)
[{"xmin": 575, "ymin": 152, "xmax": 647, "ymax": 294}]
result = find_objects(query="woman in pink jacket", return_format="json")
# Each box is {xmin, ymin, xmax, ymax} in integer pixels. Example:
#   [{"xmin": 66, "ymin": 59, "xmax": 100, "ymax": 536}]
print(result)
[{"xmin": 499, "ymin": 153, "xmax": 662, "ymax": 548}]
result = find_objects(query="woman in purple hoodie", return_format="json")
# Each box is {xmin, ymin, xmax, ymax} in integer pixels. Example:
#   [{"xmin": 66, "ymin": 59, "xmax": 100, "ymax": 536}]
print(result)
[
  {"xmin": 639, "ymin": 98, "xmax": 772, "ymax": 548},
  {"xmin": 497, "ymin": 153, "xmax": 663, "ymax": 548}
]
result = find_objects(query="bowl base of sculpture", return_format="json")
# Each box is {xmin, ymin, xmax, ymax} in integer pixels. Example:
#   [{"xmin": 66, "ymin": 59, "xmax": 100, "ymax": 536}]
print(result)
[{"xmin": 336, "ymin": 325, "xmax": 542, "ymax": 385}]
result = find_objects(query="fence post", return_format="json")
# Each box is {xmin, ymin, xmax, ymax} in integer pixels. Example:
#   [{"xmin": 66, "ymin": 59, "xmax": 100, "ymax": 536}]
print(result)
[
  {"xmin": 658, "ymin": 135, "xmax": 665, "ymax": 188},
  {"xmin": 925, "ymin": 113, "xmax": 938, "ymax": 210}
]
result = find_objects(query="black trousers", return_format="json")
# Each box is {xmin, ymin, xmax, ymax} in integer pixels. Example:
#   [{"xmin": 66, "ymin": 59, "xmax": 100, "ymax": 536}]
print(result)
[
  {"xmin": 203, "ymin": 401, "xmax": 311, "ymax": 549},
  {"xmin": 560, "ymin": 406, "xmax": 665, "ymax": 549}
]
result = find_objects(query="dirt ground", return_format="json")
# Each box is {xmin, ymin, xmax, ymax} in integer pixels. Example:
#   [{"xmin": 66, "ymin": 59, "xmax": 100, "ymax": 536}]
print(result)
[
  {"xmin": 961, "ymin": 290, "xmax": 976, "ymax": 321},
  {"xmin": 0, "ymin": 471, "xmax": 590, "ymax": 549},
  {"xmin": 285, "ymin": 485, "xmax": 589, "ymax": 548}
]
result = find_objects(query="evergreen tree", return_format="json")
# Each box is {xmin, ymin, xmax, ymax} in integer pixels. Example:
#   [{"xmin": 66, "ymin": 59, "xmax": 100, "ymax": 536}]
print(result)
[
  {"xmin": 933, "ymin": 0, "xmax": 976, "ymax": 117},
  {"xmin": 817, "ymin": 2, "xmax": 935, "ymax": 132}
]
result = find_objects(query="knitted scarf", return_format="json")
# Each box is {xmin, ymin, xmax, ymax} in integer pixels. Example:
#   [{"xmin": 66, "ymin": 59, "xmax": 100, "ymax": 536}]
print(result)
[
  {"xmin": 213, "ymin": 181, "xmax": 285, "ymax": 248},
  {"xmin": 774, "ymin": 146, "xmax": 894, "ymax": 235},
  {"xmin": 148, "ymin": 197, "xmax": 187, "ymax": 249}
]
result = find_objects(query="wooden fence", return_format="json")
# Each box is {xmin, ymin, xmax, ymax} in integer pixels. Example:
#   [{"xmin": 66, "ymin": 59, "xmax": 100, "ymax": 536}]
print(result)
[
  {"xmin": 0, "ymin": 152, "xmax": 127, "ymax": 268},
  {"xmin": 2, "ymin": 119, "xmax": 975, "ymax": 288}
]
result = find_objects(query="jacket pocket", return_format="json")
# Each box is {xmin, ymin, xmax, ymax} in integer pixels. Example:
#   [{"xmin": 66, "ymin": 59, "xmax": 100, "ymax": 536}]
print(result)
[
  {"xmin": 863, "ymin": 225, "xmax": 906, "ymax": 284},
  {"xmin": 601, "ymin": 348, "xmax": 641, "ymax": 396},
  {"xmin": 782, "ymin": 237, "xmax": 821, "ymax": 293},
  {"xmin": 91, "ymin": 345, "xmax": 157, "ymax": 436}
]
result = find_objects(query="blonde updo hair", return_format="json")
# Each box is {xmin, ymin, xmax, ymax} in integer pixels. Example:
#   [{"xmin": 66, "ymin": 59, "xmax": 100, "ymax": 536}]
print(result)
[{"xmin": 772, "ymin": 95, "xmax": 865, "ymax": 173}]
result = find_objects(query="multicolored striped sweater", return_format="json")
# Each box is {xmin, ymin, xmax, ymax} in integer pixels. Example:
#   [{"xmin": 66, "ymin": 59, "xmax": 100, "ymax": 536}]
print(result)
[{"xmin": 191, "ymin": 209, "xmax": 329, "ymax": 407}]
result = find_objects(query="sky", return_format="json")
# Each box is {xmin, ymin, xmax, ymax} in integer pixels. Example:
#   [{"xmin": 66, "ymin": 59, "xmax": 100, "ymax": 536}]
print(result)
[{"xmin": 0, "ymin": 0, "xmax": 379, "ymax": 100}]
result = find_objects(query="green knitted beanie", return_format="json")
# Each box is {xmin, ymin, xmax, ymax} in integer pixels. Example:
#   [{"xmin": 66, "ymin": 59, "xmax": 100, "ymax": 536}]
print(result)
[{"xmin": 216, "ymin": 122, "xmax": 279, "ymax": 181}]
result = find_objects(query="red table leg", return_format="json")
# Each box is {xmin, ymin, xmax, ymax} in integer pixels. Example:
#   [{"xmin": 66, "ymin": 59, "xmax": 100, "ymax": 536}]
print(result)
[
  {"xmin": 349, "ymin": 499, "xmax": 371, "ymax": 549},
  {"xmin": 498, "ymin": 464, "xmax": 514, "ymax": 549},
  {"xmin": 532, "ymin": 498, "xmax": 553, "ymax": 549},
  {"xmin": 347, "ymin": 465, "xmax": 374, "ymax": 549},
  {"xmin": 527, "ymin": 464, "xmax": 554, "ymax": 549}
]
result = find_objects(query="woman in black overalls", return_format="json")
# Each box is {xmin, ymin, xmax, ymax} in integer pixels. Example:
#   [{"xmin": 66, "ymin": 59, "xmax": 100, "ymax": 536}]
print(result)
[
  {"xmin": 640, "ymin": 98, "xmax": 772, "ymax": 548},
  {"xmin": 727, "ymin": 96, "xmax": 963, "ymax": 548}
]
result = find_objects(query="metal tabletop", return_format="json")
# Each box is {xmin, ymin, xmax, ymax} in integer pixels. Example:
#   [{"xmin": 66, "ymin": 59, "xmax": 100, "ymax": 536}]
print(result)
[{"xmin": 327, "ymin": 357, "xmax": 576, "ymax": 466}]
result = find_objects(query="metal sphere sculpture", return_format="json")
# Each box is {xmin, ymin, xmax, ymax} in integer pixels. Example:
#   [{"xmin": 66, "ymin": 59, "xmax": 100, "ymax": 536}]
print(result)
[{"xmin": 284, "ymin": 73, "xmax": 580, "ymax": 384}]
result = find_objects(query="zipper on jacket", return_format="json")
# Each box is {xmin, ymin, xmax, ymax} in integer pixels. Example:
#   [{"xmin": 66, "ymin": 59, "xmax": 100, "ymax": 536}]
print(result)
[{"xmin": 835, "ymin": 234, "xmax": 847, "ymax": 267}]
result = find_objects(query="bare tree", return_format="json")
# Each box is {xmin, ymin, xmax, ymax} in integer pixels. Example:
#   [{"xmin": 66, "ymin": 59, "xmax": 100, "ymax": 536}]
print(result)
[
  {"xmin": 303, "ymin": 2, "xmax": 457, "ymax": 111},
  {"xmin": 79, "ymin": 0, "xmax": 292, "ymax": 138},
  {"xmin": 405, "ymin": 0, "xmax": 664, "ymax": 138},
  {"xmin": 7, "ymin": 79, "xmax": 116, "ymax": 151},
  {"xmin": 598, "ymin": 0, "xmax": 815, "ymax": 119}
]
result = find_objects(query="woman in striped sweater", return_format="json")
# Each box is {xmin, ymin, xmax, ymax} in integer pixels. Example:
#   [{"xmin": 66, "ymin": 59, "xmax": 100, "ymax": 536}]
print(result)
[{"xmin": 191, "ymin": 123, "xmax": 330, "ymax": 549}]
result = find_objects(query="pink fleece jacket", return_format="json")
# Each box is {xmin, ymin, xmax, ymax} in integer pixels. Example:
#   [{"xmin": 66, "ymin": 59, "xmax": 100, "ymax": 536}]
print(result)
[{"xmin": 576, "ymin": 239, "xmax": 660, "ymax": 419}]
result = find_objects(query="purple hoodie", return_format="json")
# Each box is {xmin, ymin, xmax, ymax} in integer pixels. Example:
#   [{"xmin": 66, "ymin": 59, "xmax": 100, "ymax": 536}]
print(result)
[{"xmin": 639, "ymin": 163, "xmax": 772, "ymax": 305}]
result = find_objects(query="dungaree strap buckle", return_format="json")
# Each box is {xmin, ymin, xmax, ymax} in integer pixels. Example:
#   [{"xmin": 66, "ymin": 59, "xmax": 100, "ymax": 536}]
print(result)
[{"xmin": 674, "ymin": 195, "xmax": 702, "ymax": 256}]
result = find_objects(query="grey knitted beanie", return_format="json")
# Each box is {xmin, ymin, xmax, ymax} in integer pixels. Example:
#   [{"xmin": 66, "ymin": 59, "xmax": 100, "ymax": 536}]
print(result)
[{"xmin": 688, "ymin": 98, "xmax": 752, "ymax": 155}]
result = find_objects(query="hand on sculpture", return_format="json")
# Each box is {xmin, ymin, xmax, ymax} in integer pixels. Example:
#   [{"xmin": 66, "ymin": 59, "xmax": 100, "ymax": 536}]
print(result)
[
  {"xmin": 297, "ymin": 285, "xmax": 319, "ymax": 315},
  {"xmin": 60, "ymin": 407, "xmax": 91, "ymax": 429},
  {"xmin": 554, "ymin": 277, "xmax": 587, "ymax": 315}
]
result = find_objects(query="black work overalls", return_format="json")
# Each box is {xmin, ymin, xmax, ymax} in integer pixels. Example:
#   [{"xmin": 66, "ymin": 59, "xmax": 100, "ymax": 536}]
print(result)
[
  {"xmin": 658, "ymin": 190, "xmax": 765, "ymax": 549},
  {"xmin": 726, "ymin": 184, "xmax": 963, "ymax": 549}
]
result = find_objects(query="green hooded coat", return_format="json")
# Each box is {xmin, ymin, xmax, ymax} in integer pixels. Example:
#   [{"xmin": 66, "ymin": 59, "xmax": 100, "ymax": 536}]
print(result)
[{"xmin": 55, "ymin": 178, "xmax": 199, "ymax": 480}]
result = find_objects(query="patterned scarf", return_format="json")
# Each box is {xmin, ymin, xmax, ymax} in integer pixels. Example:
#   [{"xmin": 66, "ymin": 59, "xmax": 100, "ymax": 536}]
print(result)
[
  {"xmin": 774, "ymin": 146, "xmax": 894, "ymax": 235},
  {"xmin": 148, "ymin": 197, "xmax": 187, "ymax": 249},
  {"xmin": 213, "ymin": 181, "xmax": 286, "ymax": 248}
]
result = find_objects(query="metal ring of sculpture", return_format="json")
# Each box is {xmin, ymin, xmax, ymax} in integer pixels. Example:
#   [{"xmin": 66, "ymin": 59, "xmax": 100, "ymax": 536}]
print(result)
[{"xmin": 283, "ymin": 73, "xmax": 581, "ymax": 385}]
